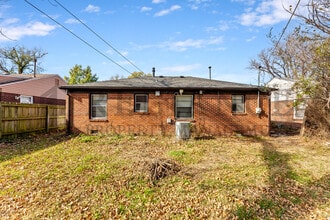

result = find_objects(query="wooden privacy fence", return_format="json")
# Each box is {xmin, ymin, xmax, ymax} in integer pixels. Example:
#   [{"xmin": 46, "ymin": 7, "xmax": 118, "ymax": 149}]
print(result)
[{"xmin": 0, "ymin": 102, "xmax": 66, "ymax": 138}]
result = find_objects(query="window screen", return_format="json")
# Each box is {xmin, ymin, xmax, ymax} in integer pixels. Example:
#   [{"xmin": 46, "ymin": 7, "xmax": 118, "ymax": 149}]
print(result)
[
  {"xmin": 91, "ymin": 94, "xmax": 107, "ymax": 119},
  {"xmin": 175, "ymin": 95, "xmax": 193, "ymax": 118},
  {"xmin": 135, "ymin": 94, "xmax": 148, "ymax": 112},
  {"xmin": 20, "ymin": 95, "xmax": 33, "ymax": 104},
  {"xmin": 232, "ymin": 95, "xmax": 245, "ymax": 113}
]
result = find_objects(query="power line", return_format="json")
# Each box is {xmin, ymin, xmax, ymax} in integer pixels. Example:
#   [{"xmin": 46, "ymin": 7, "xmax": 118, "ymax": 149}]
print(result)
[
  {"xmin": 24, "ymin": 0, "xmax": 132, "ymax": 74},
  {"xmin": 274, "ymin": 0, "xmax": 301, "ymax": 50},
  {"xmin": 0, "ymin": 29, "xmax": 17, "ymax": 41},
  {"xmin": 53, "ymin": 0, "xmax": 144, "ymax": 73}
]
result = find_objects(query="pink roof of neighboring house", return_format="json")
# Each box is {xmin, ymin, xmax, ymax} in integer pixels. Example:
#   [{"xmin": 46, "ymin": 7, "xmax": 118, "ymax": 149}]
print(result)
[
  {"xmin": 0, "ymin": 74, "xmax": 67, "ymax": 100},
  {"xmin": 0, "ymin": 75, "xmax": 27, "ymax": 84}
]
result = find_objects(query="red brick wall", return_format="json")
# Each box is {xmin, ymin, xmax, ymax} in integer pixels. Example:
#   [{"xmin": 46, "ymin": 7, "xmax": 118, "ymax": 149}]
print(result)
[
  {"xmin": 270, "ymin": 100, "xmax": 303, "ymax": 126},
  {"xmin": 68, "ymin": 91, "xmax": 270, "ymax": 136},
  {"xmin": 193, "ymin": 93, "xmax": 269, "ymax": 136}
]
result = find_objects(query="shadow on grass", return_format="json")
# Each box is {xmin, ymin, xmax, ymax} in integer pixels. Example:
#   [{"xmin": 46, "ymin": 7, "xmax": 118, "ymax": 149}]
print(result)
[
  {"xmin": 234, "ymin": 137, "xmax": 330, "ymax": 219},
  {"xmin": 0, "ymin": 132, "xmax": 72, "ymax": 162}
]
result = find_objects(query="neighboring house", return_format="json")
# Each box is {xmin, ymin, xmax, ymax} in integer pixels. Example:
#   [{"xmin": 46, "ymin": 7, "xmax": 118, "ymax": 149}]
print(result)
[
  {"xmin": 61, "ymin": 76, "xmax": 271, "ymax": 137},
  {"xmin": 0, "ymin": 74, "xmax": 67, "ymax": 105},
  {"xmin": 267, "ymin": 77, "xmax": 306, "ymax": 126}
]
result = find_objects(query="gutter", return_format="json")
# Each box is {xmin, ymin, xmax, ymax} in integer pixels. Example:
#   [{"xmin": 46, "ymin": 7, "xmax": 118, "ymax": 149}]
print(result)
[{"xmin": 59, "ymin": 86, "xmax": 264, "ymax": 92}]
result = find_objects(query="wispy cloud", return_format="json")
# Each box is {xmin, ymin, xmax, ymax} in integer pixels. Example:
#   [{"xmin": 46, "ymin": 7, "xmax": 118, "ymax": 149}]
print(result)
[
  {"xmin": 206, "ymin": 20, "xmax": 231, "ymax": 32},
  {"xmin": 161, "ymin": 64, "xmax": 201, "ymax": 73},
  {"xmin": 106, "ymin": 49, "xmax": 129, "ymax": 57},
  {"xmin": 0, "ymin": 4, "xmax": 11, "ymax": 16},
  {"xmin": 140, "ymin": 6, "xmax": 152, "ymax": 12},
  {"xmin": 163, "ymin": 36, "xmax": 223, "ymax": 51},
  {"xmin": 84, "ymin": 4, "xmax": 100, "ymax": 13},
  {"xmin": 246, "ymin": 36, "xmax": 256, "ymax": 42},
  {"xmin": 0, "ymin": 20, "xmax": 56, "ymax": 42},
  {"xmin": 238, "ymin": 0, "xmax": 306, "ymax": 26},
  {"xmin": 154, "ymin": 5, "xmax": 181, "ymax": 17},
  {"xmin": 129, "ymin": 35, "xmax": 223, "ymax": 53},
  {"xmin": 231, "ymin": 0, "xmax": 255, "ymax": 6},
  {"xmin": 65, "ymin": 18, "xmax": 80, "ymax": 24},
  {"xmin": 0, "ymin": 18, "xmax": 19, "ymax": 26},
  {"xmin": 152, "ymin": 0, "xmax": 166, "ymax": 4},
  {"xmin": 188, "ymin": 0, "xmax": 211, "ymax": 10}
]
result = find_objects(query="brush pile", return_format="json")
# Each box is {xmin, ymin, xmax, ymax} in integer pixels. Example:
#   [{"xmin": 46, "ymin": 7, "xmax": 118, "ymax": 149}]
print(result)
[{"xmin": 149, "ymin": 158, "xmax": 181, "ymax": 185}]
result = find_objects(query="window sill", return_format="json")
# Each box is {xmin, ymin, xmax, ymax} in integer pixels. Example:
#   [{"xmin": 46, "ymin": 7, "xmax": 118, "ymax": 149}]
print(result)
[
  {"xmin": 176, "ymin": 118, "xmax": 195, "ymax": 122},
  {"xmin": 232, "ymin": 112, "xmax": 247, "ymax": 115},
  {"xmin": 134, "ymin": 112, "xmax": 149, "ymax": 115},
  {"xmin": 90, "ymin": 119, "xmax": 108, "ymax": 122}
]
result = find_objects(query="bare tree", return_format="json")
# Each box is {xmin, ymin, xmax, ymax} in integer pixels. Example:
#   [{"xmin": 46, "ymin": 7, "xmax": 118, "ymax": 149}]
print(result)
[
  {"xmin": 291, "ymin": 0, "xmax": 330, "ymax": 35},
  {"xmin": 110, "ymin": 74, "xmax": 124, "ymax": 80},
  {"xmin": 0, "ymin": 46, "xmax": 47, "ymax": 74},
  {"xmin": 249, "ymin": 0, "xmax": 330, "ymax": 137},
  {"xmin": 249, "ymin": 28, "xmax": 317, "ymax": 80}
]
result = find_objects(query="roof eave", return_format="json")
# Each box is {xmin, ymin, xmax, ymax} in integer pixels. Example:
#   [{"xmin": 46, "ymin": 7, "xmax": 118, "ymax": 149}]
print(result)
[{"xmin": 60, "ymin": 86, "xmax": 263, "ymax": 92}]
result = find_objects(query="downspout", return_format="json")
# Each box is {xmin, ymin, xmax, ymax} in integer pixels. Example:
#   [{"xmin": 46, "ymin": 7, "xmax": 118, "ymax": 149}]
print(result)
[
  {"xmin": 256, "ymin": 67, "xmax": 262, "ymax": 116},
  {"xmin": 257, "ymin": 67, "xmax": 260, "ymax": 110},
  {"xmin": 66, "ymin": 89, "xmax": 71, "ymax": 135},
  {"xmin": 268, "ymin": 92, "xmax": 271, "ymax": 136}
]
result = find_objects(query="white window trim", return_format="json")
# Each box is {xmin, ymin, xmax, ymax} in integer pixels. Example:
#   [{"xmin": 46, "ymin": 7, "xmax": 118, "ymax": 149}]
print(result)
[
  {"xmin": 20, "ymin": 95, "xmax": 33, "ymax": 104},
  {"xmin": 135, "ymin": 94, "xmax": 148, "ymax": 113},
  {"xmin": 232, "ymin": 95, "xmax": 245, "ymax": 113},
  {"xmin": 175, "ymin": 95, "xmax": 193, "ymax": 119},
  {"xmin": 293, "ymin": 102, "xmax": 306, "ymax": 120},
  {"xmin": 90, "ymin": 94, "xmax": 107, "ymax": 120}
]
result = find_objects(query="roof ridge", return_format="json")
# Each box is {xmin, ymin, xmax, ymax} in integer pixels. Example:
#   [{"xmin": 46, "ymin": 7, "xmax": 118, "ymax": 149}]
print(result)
[{"xmin": 61, "ymin": 75, "xmax": 260, "ymax": 91}]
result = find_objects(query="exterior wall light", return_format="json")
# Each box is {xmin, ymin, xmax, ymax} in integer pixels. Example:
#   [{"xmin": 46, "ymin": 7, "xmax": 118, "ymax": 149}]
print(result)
[
  {"xmin": 179, "ymin": 89, "xmax": 184, "ymax": 95},
  {"xmin": 256, "ymin": 107, "xmax": 262, "ymax": 114}
]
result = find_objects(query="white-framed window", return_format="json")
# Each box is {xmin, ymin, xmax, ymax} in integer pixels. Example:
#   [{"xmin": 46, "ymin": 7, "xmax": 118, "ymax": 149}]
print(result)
[
  {"xmin": 232, "ymin": 95, "xmax": 245, "ymax": 113},
  {"xmin": 175, "ymin": 95, "xmax": 193, "ymax": 119},
  {"xmin": 135, "ymin": 94, "xmax": 148, "ymax": 112},
  {"xmin": 293, "ymin": 102, "xmax": 306, "ymax": 119},
  {"xmin": 20, "ymin": 95, "xmax": 33, "ymax": 104},
  {"xmin": 90, "ymin": 94, "xmax": 107, "ymax": 119}
]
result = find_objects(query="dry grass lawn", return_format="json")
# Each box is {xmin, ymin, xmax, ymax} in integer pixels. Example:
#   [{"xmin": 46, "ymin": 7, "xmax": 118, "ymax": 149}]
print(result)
[{"xmin": 0, "ymin": 133, "xmax": 329, "ymax": 219}]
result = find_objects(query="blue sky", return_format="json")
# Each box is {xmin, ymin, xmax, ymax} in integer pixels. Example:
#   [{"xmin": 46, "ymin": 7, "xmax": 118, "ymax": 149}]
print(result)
[{"xmin": 0, "ymin": 0, "xmax": 304, "ymax": 84}]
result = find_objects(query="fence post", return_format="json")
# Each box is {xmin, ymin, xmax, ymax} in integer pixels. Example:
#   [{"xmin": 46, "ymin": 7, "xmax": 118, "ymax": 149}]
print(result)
[
  {"xmin": 46, "ymin": 105, "xmax": 50, "ymax": 133},
  {"xmin": 14, "ymin": 105, "xmax": 18, "ymax": 138}
]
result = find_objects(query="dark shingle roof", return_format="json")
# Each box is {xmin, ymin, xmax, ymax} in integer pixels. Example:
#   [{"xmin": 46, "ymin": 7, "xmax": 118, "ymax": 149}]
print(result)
[
  {"xmin": 60, "ymin": 76, "xmax": 260, "ymax": 91},
  {"xmin": 0, "ymin": 74, "xmax": 61, "ymax": 85}
]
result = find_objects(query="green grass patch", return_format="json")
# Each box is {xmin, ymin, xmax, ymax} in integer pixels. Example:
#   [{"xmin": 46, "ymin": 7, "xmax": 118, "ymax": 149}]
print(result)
[
  {"xmin": 259, "ymin": 197, "xmax": 275, "ymax": 210},
  {"xmin": 235, "ymin": 205, "xmax": 255, "ymax": 220}
]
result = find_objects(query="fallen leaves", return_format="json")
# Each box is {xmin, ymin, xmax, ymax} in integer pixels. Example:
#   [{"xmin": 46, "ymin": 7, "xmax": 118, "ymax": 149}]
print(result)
[{"xmin": 0, "ymin": 133, "xmax": 329, "ymax": 219}]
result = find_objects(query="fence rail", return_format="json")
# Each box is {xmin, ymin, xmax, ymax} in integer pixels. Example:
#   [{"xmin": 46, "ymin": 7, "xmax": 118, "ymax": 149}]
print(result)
[{"xmin": 0, "ymin": 102, "xmax": 66, "ymax": 138}]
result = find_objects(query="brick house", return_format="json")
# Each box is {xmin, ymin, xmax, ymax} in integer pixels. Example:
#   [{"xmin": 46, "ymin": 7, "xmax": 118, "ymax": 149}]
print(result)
[
  {"xmin": 0, "ymin": 74, "xmax": 67, "ymax": 105},
  {"xmin": 267, "ymin": 78, "xmax": 306, "ymax": 127},
  {"xmin": 61, "ymin": 76, "xmax": 271, "ymax": 137}
]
